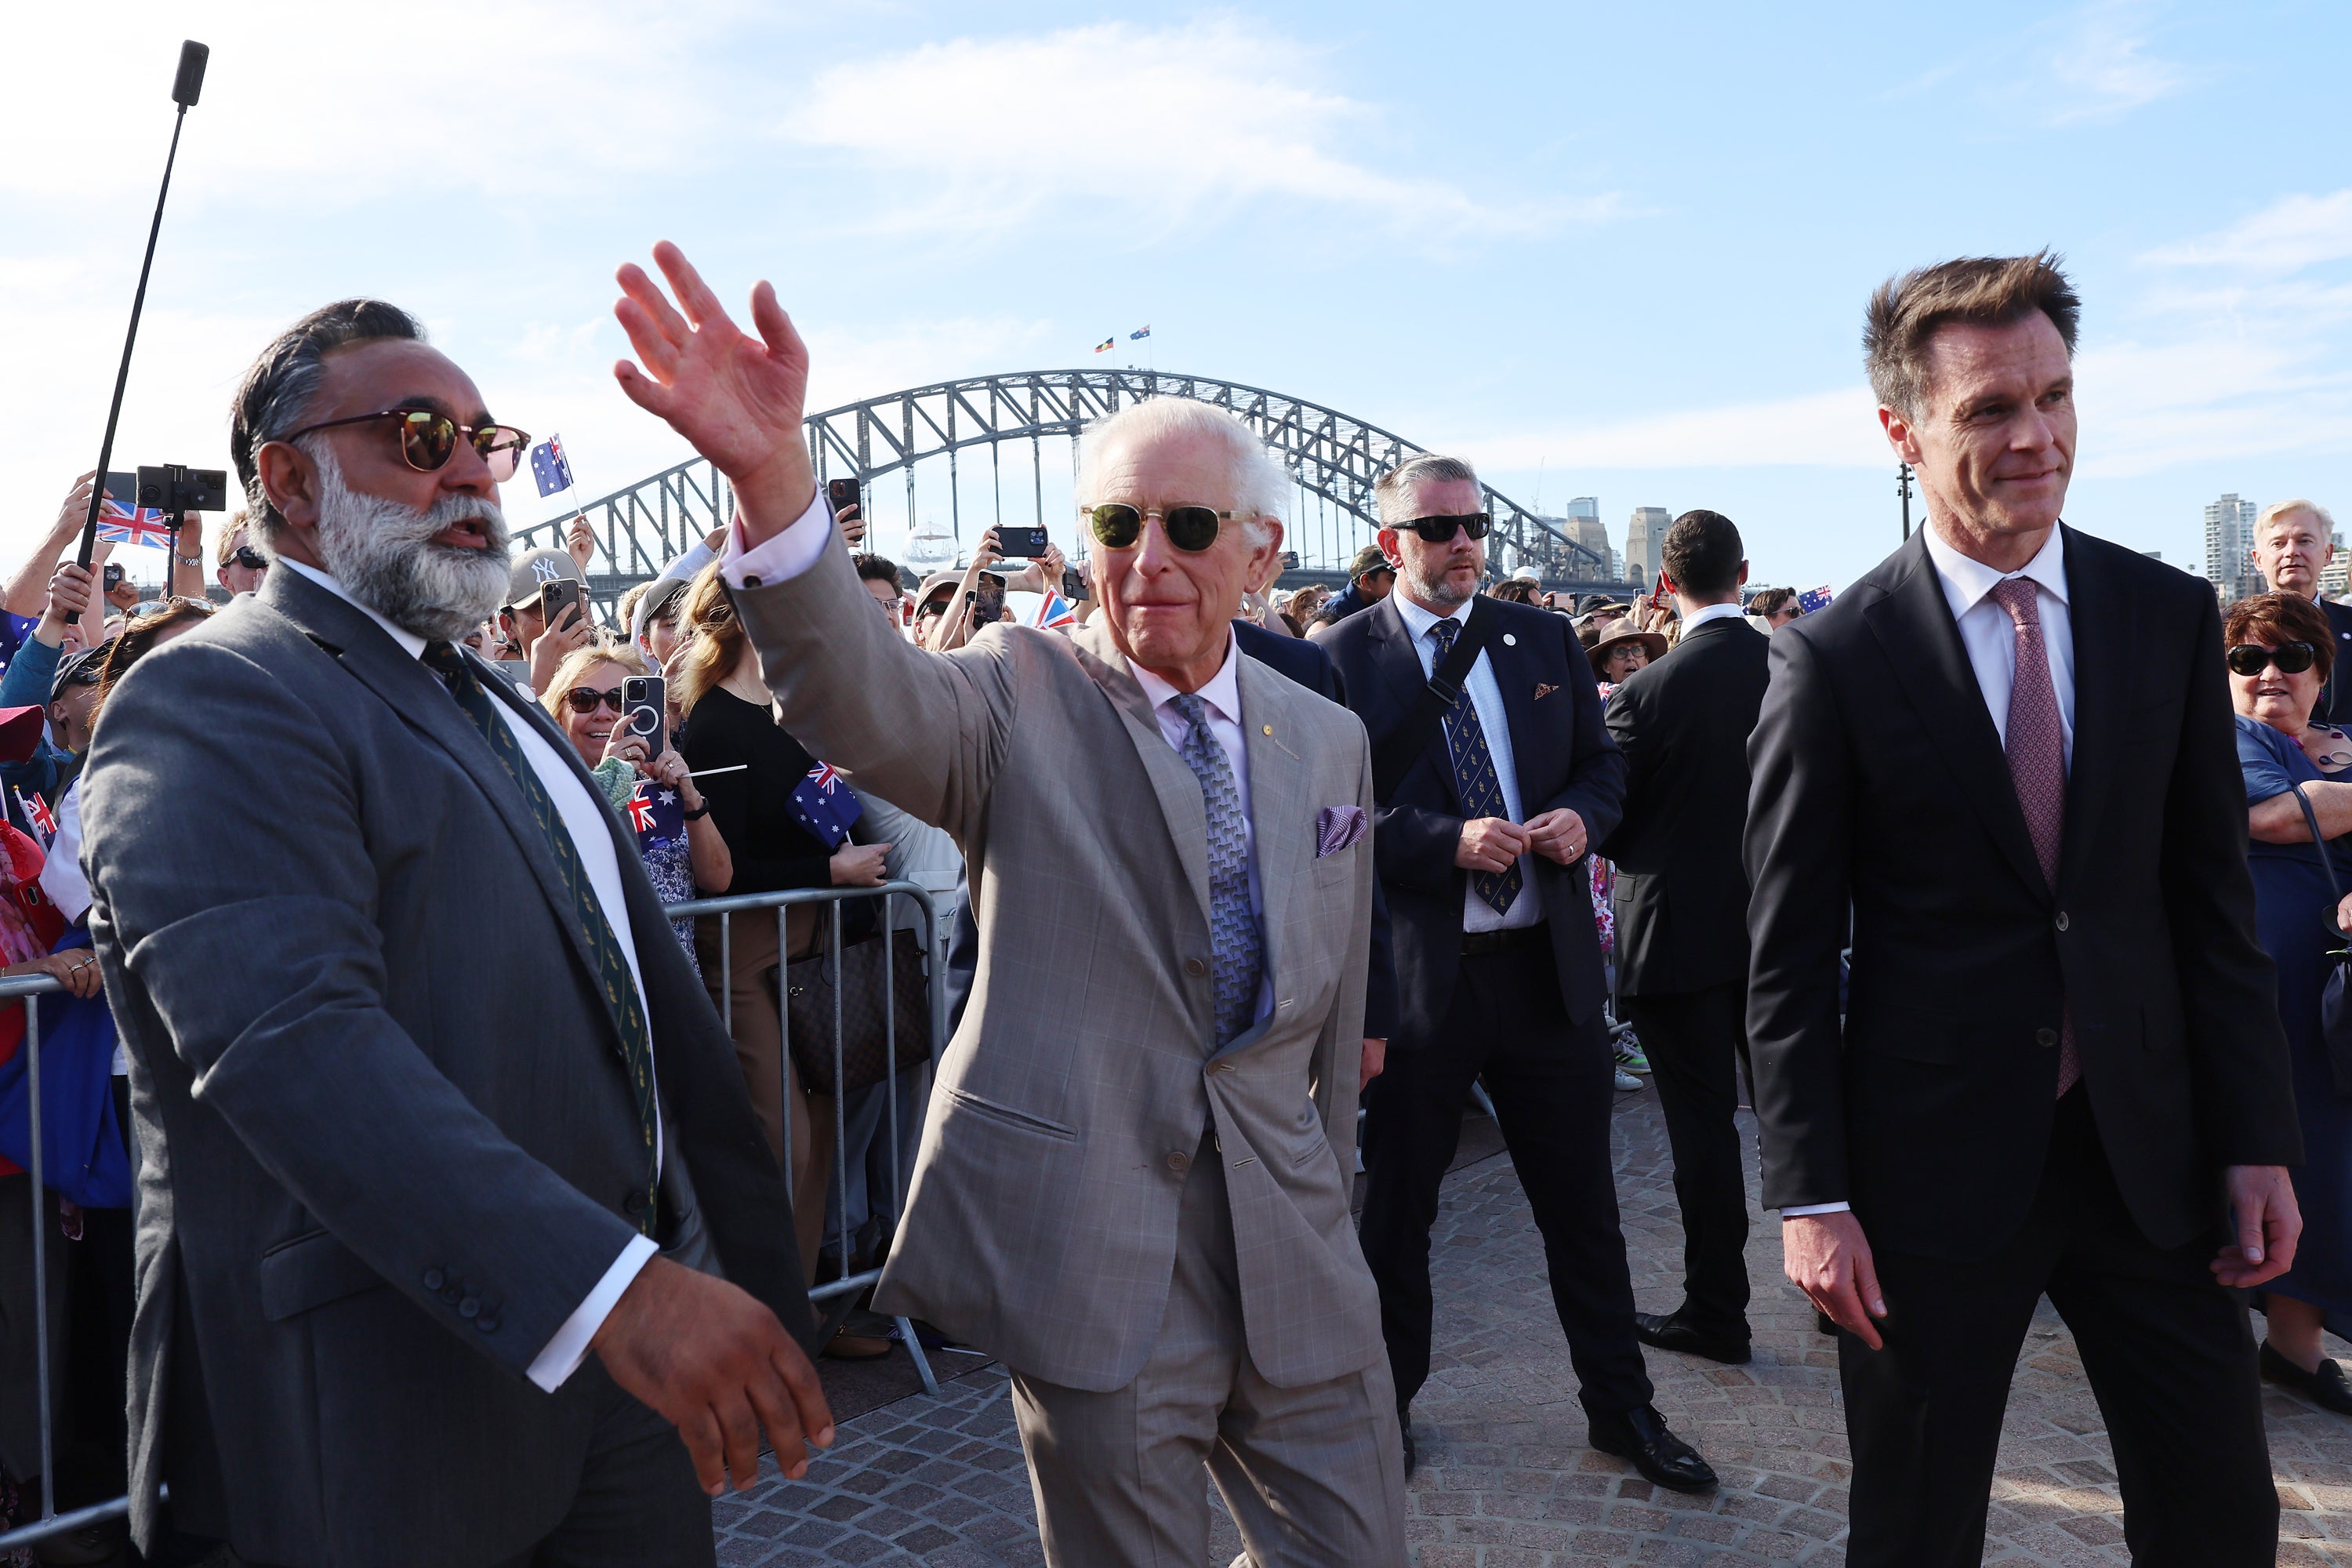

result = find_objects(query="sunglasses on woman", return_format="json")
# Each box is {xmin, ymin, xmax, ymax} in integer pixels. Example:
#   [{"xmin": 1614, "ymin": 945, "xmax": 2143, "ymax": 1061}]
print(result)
[
  {"xmin": 1081, "ymin": 503, "xmax": 1252, "ymax": 553},
  {"xmin": 564, "ymin": 686, "xmax": 625, "ymax": 714},
  {"xmin": 1397, "ymin": 512, "xmax": 1491, "ymax": 543},
  {"xmin": 2227, "ymin": 641, "xmax": 2318, "ymax": 677},
  {"xmin": 280, "ymin": 409, "xmax": 531, "ymax": 482}
]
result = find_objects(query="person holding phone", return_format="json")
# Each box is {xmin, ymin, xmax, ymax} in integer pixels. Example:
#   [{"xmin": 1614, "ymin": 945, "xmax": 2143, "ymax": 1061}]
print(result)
[
  {"xmin": 924, "ymin": 528, "xmax": 1068, "ymax": 652},
  {"xmin": 497, "ymin": 545, "xmax": 594, "ymax": 693}
]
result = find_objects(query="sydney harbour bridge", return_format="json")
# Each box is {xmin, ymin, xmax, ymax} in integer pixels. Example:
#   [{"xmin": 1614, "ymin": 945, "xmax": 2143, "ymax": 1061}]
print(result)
[{"xmin": 516, "ymin": 368, "xmax": 1627, "ymax": 618}]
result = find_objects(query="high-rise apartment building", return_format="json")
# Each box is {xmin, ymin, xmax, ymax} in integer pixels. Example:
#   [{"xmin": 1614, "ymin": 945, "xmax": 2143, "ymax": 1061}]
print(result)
[
  {"xmin": 1624, "ymin": 506, "xmax": 1671, "ymax": 590},
  {"xmin": 2204, "ymin": 493, "xmax": 2260, "ymax": 602}
]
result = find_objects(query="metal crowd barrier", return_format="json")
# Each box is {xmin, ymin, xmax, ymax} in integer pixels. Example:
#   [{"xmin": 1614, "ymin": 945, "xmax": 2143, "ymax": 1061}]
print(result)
[{"xmin": 1, "ymin": 880, "xmax": 951, "ymax": 1551}]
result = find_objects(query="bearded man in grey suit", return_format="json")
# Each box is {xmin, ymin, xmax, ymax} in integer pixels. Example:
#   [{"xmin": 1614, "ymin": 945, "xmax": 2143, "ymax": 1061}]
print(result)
[
  {"xmin": 81, "ymin": 299, "xmax": 831, "ymax": 1568},
  {"xmin": 609, "ymin": 242, "xmax": 1405, "ymax": 1566}
]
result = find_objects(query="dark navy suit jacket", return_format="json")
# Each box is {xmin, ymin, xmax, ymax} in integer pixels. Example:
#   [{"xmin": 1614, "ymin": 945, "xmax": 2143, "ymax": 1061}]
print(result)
[{"xmin": 1318, "ymin": 595, "xmax": 1625, "ymax": 1047}]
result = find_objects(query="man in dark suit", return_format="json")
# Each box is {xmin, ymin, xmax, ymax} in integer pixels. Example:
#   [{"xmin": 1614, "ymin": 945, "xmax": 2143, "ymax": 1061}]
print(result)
[
  {"xmin": 80, "ymin": 300, "xmax": 831, "ymax": 1568},
  {"xmin": 1320, "ymin": 454, "xmax": 1714, "ymax": 1491},
  {"xmin": 1599, "ymin": 508, "xmax": 1770, "ymax": 1365},
  {"xmin": 2249, "ymin": 498, "xmax": 2352, "ymax": 724},
  {"xmin": 1748, "ymin": 254, "xmax": 2302, "ymax": 1566}
]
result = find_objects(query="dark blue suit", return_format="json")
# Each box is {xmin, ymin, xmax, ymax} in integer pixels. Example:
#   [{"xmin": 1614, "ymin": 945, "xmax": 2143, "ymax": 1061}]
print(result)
[{"xmin": 1319, "ymin": 593, "xmax": 1650, "ymax": 1421}]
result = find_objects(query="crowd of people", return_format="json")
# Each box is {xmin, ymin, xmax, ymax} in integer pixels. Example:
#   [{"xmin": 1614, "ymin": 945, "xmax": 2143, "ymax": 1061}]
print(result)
[{"xmin": 0, "ymin": 241, "xmax": 2340, "ymax": 1568}]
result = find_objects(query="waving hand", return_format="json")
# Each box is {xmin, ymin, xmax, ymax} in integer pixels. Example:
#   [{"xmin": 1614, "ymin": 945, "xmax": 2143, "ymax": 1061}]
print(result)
[{"xmin": 612, "ymin": 242, "xmax": 816, "ymax": 545}]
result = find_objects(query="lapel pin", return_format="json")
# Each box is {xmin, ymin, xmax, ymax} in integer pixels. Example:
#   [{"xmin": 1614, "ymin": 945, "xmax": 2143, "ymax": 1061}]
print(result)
[
  {"xmin": 1502, "ymin": 633, "xmax": 1517, "ymax": 646},
  {"xmin": 1261, "ymin": 724, "xmax": 1272, "ymax": 735}
]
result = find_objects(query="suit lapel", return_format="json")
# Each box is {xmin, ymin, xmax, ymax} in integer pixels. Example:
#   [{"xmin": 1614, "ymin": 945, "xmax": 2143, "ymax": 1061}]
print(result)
[
  {"xmin": 1363, "ymin": 596, "xmax": 1464, "ymax": 811},
  {"xmin": 1071, "ymin": 623, "xmax": 1212, "ymax": 929},
  {"xmin": 2054, "ymin": 526, "xmax": 2119, "ymax": 894},
  {"xmin": 259, "ymin": 570, "xmax": 615, "ymax": 988},
  {"xmin": 1860, "ymin": 535, "xmax": 2049, "ymax": 901},
  {"xmin": 1236, "ymin": 657, "xmax": 1307, "ymax": 1014}
]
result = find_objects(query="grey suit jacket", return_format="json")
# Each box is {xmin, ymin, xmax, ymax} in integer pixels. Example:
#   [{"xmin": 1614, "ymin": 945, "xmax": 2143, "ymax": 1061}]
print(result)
[
  {"xmin": 733, "ymin": 543, "xmax": 1385, "ymax": 1392},
  {"xmin": 80, "ymin": 567, "xmax": 808, "ymax": 1568}
]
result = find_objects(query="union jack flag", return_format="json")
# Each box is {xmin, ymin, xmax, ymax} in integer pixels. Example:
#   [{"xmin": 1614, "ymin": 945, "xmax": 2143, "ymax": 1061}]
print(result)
[
  {"xmin": 14, "ymin": 788, "xmax": 53, "ymax": 844},
  {"xmin": 1797, "ymin": 584, "xmax": 1835, "ymax": 615},
  {"xmin": 789, "ymin": 760, "xmax": 862, "ymax": 849},
  {"xmin": 1030, "ymin": 590, "xmax": 1079, "ymax": 631},
  {"xmin": 99, "ymin": 475, "xmax": 173, "ymax": 550}
]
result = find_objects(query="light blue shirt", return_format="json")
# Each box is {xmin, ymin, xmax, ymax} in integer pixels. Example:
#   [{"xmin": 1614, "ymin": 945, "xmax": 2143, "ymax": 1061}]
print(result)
[{"xmin": 1389, "ymin": 594, "xmax": 1544, "ymax": 933}]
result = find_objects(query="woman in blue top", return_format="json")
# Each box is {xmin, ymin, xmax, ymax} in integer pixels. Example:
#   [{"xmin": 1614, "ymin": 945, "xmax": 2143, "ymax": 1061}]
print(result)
[{"xmin": 2232, "ymin": 591, "xmax": 2352, "ymax": 1414}]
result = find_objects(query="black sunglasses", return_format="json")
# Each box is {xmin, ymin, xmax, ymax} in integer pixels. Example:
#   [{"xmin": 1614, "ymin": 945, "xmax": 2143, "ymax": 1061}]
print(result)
[
  {"xmin": 564, "ymin": 686, "xmax": 625, "ymax": 714},
  {"xmin": 1397, "ymin": 512, "xmax": 1491, "ymax": 543},
  {"xmin": 1081, "ymin": 503, "xmax": 1250, "ymax": 553},
  {"xmin": 230, "ymin": 546, "xmax": 267, "ymax": 572},
  {"xmin": 2227, "ymin": 642, "xmax": 2318, "ymax": 677},
  {"xmin": 280, "ymin": 408, "xmax": 531, "ymax": 482}
]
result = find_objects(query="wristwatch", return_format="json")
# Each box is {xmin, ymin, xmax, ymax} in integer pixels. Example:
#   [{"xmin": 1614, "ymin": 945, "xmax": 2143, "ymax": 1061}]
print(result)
[{"xmin": 681, "ymin": 800, "xmax": 712, "ymax": 821}]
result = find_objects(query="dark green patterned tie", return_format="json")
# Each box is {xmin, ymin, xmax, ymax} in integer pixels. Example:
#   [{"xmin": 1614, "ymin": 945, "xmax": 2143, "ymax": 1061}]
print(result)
[{"xmin": 421, "ymin": 641, "xmax": 658, "ymax": 1235}]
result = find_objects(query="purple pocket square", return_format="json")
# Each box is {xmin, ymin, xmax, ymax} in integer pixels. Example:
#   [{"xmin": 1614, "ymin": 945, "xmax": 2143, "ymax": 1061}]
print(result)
[{"xmin": 1317, "ymin": 805, "xmax": 1367, "ymax": 857}]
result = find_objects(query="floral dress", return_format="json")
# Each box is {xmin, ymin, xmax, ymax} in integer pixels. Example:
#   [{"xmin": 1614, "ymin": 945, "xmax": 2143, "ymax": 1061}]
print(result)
[{"xmin": 590, "ymin": 758, "xmax": 700, "ymax": 976}]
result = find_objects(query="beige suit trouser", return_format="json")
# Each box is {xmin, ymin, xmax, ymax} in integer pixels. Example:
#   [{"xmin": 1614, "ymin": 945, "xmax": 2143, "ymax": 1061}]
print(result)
[
  {"xmin": 1007, "ymin": 1136, "xmax": 1406, "ymax": 1567},
  {"xmin": 696, "ymin": 910, "xmax": 834, "ymax": 1283}
]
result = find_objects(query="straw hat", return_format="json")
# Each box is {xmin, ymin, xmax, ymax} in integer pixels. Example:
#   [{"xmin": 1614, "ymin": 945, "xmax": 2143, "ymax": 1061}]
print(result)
[{"xmin": 1585, "ymin": 617, "xmax": 1668, "ymax": 676}]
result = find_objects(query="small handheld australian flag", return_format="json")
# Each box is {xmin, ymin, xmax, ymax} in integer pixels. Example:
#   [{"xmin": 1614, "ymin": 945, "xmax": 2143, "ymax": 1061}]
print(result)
[
  {"xmin": 789, "ymin": 761, "xmax": 862, "ymax": 849},
  {"xmin": 530, "ymin": 436, "xmax": 575, "ymax": 499},
  {"xmin": 626, "ymin": 779, "xmax": 686, "ymax": 852},
  {"xmin": 1797, "ymin": 584, "xmax": 1835, "ymax": 615}
]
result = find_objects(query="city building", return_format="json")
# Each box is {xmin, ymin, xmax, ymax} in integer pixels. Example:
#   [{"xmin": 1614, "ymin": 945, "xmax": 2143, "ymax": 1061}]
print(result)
[
  {"xmin": 1624, "ymin": 506, "xmax": 1671, "ymax": 590},
  {"xmin": 1563, "ymin": 497, "xmax": 1618, "ymax": 580},
  {"xmin": 2204, "ymin": 492, "xmax": 2261, "ymax": 602}
]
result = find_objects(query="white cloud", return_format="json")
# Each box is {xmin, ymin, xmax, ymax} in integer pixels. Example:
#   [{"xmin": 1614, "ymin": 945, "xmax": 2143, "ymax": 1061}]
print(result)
[
  {"xmin": 2045, "ymin": 2, "xmax": 2189, "ymax": 125},
  {"xmin": 1465, "ymin": 388, "xmax": 1887, "ymax": 474},
  {"xmin": 2143, "ymin": 191, "xmax": 2352, "ymax": 274},
  {"xmin": 782, "ymin": 20, "xmax": 1595, "ymax": 245}
]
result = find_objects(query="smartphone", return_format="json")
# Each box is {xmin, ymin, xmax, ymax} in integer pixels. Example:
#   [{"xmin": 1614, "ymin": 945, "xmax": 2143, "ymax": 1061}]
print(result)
[
  {"xmin": 997, "ymin": 524, "xmax": 1051, "ymax": 558},
  {"xmin": 539, "ymin": 577, "xmax": 583, "ymax": 631},
  {"xmin": 103, "ymin": 563, "xmax": 124, "ymax": 590},
  {"xmin": 622, "ymin": 675, "xmax": 666, "ymax": 759},
  {"xmin": 1061, "ymin": 564, "xmax": 1089, "ymax": 602},
  {"xmin": 826, "ymin": 477, "xmax": 862, "ymax": 522}
]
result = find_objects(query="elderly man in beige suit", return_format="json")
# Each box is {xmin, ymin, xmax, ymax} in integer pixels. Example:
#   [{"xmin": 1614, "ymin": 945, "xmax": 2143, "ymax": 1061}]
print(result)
[{"xmin": 609, "ymin": 244, "xmax": 1405, "ymax": 1565}]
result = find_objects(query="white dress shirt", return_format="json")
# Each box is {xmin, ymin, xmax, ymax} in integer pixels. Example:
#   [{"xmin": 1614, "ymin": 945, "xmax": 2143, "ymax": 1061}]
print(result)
[
  {"xmin": 279, "ymin": 558, "xmax": 659, "ymax": 1388},
  {"xmin": 1388, "ymin": 594, "xmax": 1543, "ymax": 933},
  {"xmin": 726, "ymin": 491, "xmax": 1273, "ymax": 1025},
  {"xmin": 1679, "ymin": 601, "xmax": 1749, "ymax": 633},
  {"xmin": 1782, "ymin": 524, "xmax": 2075, "ymax": 1221}
]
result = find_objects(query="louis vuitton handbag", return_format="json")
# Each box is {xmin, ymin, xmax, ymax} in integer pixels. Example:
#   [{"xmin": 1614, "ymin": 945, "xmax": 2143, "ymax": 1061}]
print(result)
[{"xmin": 778, "ymin": 918, "xmax": 935, "ymax": 1098}]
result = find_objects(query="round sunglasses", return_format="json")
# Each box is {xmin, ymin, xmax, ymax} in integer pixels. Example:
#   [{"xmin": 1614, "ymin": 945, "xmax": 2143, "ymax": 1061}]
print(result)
[
  {"xmin": 280, "ymin": 408, "xmax": 531, "ymax": 482},
  {"xmin": 564, "ymin": 686, "xmax": 625, "ymax": 714},
  {"xmin": 2227, "ymin": 641, "xmax": 2318, "ymax": 677},
  {"xmin": 1080, "ymin": 503, "xmax": 1252, "ymax": 553}
]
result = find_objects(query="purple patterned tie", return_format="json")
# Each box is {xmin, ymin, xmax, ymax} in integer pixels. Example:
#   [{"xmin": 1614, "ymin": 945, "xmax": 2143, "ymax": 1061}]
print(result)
[{"xmin": 1989, "ymin": 579, "xmax": 2080, "ymax": 1098}]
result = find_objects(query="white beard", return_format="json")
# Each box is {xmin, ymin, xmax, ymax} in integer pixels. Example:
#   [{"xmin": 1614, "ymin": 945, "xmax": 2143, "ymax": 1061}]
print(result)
[{"xmin": 309, "ymin": 447, "xmax": 512, "ymax": 642}]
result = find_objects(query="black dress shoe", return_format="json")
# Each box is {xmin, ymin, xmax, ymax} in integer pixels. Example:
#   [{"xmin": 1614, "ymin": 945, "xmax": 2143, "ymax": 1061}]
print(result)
[
  {"xmin": 1588, "ymin": 1405, "xmax": 1718, "ymax": 1493},
  {"xmin": 1634, "ymin": 1310, "xmax": 1752, "ymax": 1365},
  {"xmin": 2262, "ymin": 1340, "xmax": 2352, "ymax": 1415},
  {"xmin": 1400, "ymin": 1422, "xmax": 1417, "ymax": 1478}
]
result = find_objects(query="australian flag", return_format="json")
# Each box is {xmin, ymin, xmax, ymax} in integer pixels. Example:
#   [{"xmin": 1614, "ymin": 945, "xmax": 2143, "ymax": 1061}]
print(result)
[
  {"xmin": 789, "ymin": 760, "xmax": 863, "ymax": 850},
  {"xmin": 625, "ymin": 779, "xmax": 686, "ymax": 854},
  {"xmin": 1129, "ymin": 325, "xmax": 1151, "ymax": 340},
  {"xmin": 530, "ymin": 435, "xmax": 575, "ymax": 499},
  {"xmin": 98, "ymin": 474, "xmax": 173, "ymax": 549},
  {"xmin": 1797, "ymin": 584, "xmax": 1835, "ymax": 615}
]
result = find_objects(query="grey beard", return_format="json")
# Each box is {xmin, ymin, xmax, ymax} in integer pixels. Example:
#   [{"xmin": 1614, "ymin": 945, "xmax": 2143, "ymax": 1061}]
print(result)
[
  {"xmin": 309, "ymin": 447, "xmax": 511, "ymax": 642},
  {"xmin": 1402, "ymin": 556, "xmax": 1475, "ymax": 610}
]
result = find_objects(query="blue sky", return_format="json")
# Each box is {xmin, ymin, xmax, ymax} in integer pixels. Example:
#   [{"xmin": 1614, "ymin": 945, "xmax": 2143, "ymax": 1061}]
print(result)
[{"xmin": 5, "ymin": 0, "xmax": 2347, "ymax": 592}]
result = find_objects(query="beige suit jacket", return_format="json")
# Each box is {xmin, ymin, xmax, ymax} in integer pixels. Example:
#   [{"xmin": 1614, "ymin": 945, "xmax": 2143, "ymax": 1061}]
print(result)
[{"xmin": 732, "ymin": 545, "xmax": 1384, "ymax": 1392}]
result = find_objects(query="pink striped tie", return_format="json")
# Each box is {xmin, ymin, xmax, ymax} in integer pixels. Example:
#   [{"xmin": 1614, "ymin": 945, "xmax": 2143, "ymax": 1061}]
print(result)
[{"xmin": 1990, "ymin": 579, "xmax": 2080, "ymax": 1098}]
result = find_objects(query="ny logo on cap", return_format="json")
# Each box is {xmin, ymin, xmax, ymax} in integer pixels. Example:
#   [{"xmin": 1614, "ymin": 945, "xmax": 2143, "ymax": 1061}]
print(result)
[{"xmin": 532, "ymin": 558, "xmax": 564, "ymax": 584}]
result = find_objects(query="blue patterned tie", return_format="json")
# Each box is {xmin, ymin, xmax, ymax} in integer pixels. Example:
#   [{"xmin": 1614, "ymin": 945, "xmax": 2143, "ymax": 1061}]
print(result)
[
  {"xmin": 1171, "ymin": 693, "xmax": 1264, "ymax": 1047},
  {"xmin": 422, "ymin": 641, "xmax": 660, "ymax": 1234},
  {"xmin": 1426, "ymin": 618, "xmax": 1520, "ymax": 916}
]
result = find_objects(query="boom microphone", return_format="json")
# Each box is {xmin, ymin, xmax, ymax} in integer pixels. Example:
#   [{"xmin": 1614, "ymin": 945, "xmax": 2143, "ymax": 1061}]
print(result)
[{"xmin": 77, "ymin": 40, "xmax": 211, "ymax": 569}]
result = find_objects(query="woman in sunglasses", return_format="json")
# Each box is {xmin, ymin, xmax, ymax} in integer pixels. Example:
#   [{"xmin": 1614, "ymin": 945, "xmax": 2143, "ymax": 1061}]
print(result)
[
  {"xmin": 539, "ymin": 642, "xmax": 729, "ymax": 967},
  {"xmin": 2229, "ymin": 590, "xmax": 2352, "ymax": 1414}
]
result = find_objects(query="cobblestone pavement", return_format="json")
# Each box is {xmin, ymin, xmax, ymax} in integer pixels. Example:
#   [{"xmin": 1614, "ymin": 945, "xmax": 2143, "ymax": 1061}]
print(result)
[{"xmin": 720, "ymin": 1084, "xmax": 2352, "ymax": 1565}]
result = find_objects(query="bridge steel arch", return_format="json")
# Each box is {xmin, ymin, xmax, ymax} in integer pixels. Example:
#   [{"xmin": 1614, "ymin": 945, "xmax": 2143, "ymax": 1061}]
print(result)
[{"xmin": 518, "ymin": 368, "xmax": 1618, "ymax": 616}]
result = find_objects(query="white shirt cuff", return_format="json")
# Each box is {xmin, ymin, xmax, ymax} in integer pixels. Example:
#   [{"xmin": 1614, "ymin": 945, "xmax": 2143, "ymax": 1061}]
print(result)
[
  {"xmin": 1780, "ymin": 1202, "xmax": 1853, "ymax": 1218},
  {"xmin": 526, "ymin": 1232, "xmax": 659, "ymax": 1392},
  {"xmin": 721, "ymin": 488, "xmax": 835, "ymax": 590}
]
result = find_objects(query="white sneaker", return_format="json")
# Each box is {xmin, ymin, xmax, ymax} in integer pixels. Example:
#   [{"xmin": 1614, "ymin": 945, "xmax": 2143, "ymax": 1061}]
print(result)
[{"xmin": 1614, "ymin": 1068, "xmax": 1642, "ymax": 1092}]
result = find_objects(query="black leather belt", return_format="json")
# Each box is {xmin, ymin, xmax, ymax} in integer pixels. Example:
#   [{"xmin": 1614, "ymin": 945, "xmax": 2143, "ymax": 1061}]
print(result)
[{"xmin": 1461, "ymin": 920, "xmax": 1548, "ymax": 957}]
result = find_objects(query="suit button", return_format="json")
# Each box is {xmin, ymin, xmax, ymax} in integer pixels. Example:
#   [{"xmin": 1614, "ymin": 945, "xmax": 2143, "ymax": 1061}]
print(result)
[
  {"xmin": 742, "ymin": 574, "xmax": 763, "ymax": 589},
  {"xmin": 422, "ymin": 1269, "xmax": 445, "ymax": 1292},
  {"xmin": 1183, "ymin": 958, "xmax": 1208, "ymax": 978},
  {"xmin": 2055, "ymin": 911, "xmax": 2070, "ymax": 931},
  {"xmin": 459, "ymin": 1297, "xmax": 481, "ymax": 1319},
  {"xmin": 2035, "ymin": 1028, "xmax": 2058, "ymax": 1047},
  {"xmin": 1167, "ymin": 1150, "xmax": 1190, "ymax": 1174},
  {"xmin": 622, "ymin": 1189, "xmax": 648, "ymax": 1217}
]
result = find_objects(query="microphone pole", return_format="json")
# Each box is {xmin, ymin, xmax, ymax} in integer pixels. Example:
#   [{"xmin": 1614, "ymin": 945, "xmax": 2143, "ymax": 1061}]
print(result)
[{"xmin": 77, "ymin": 40, "xmax": 209, "ymax": 570}]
